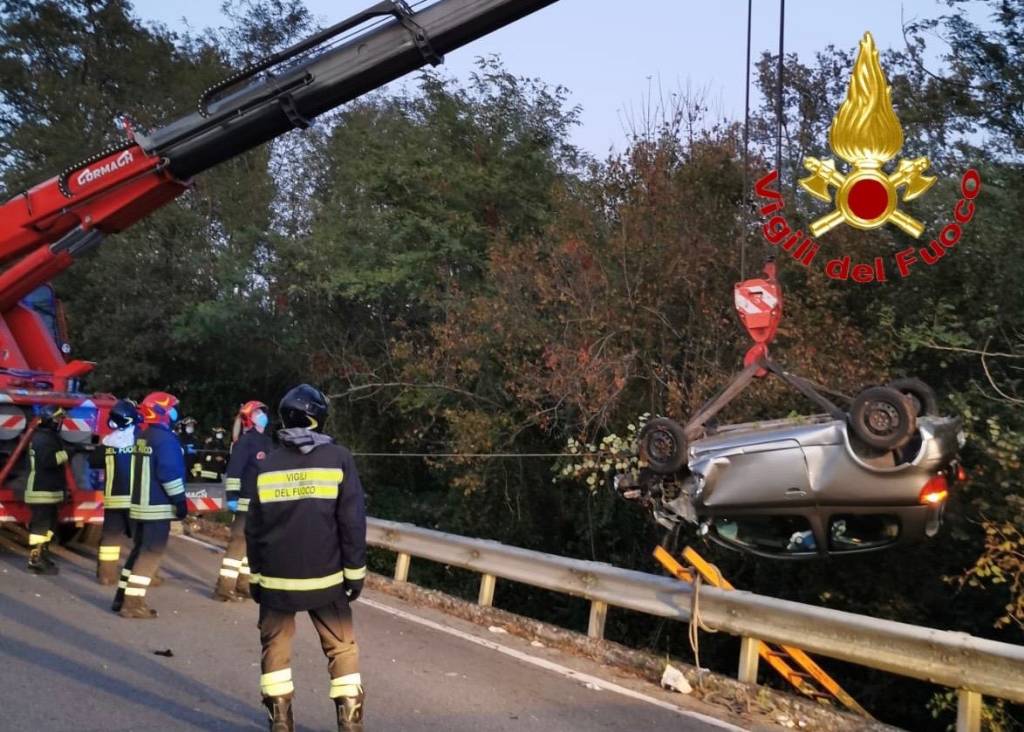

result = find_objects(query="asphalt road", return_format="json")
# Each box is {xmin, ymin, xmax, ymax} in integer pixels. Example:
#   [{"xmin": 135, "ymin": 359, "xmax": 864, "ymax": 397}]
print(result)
[{"xmin": 0, "ymin": 528, "xmax": 758, "ymax": 732}]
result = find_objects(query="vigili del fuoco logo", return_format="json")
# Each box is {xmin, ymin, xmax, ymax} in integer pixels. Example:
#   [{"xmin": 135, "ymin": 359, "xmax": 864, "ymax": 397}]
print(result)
[{"xmin": 754, "ymin": 32, "xmax": 980, "ymax": 283}]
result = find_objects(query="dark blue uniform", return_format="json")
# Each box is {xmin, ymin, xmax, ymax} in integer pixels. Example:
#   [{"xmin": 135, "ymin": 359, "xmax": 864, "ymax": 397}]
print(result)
[
  {"xmin": 113, "ymin": 423, "xmax": 187, "ymax": 613},
  {"xmin": 95, "ymin": 427, "xmax": 136, "ymax": 583},
  {"xmin": 246, "ymin": 430, "xmax": 367, "ymax": 703},
  {"xmin": 214, "ymin": 428, "xmax": 272, "ymax": 599}
]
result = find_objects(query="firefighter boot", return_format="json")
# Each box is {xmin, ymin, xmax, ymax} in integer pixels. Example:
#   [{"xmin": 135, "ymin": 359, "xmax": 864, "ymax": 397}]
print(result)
[
  {"xmin": 335, "ymin": 691, "xmax": 365, "ymax": 732},
  {"xmin": 235, "ymin": 573, "xmax": 252, "ymax": 600},
  {"xmin": 262, "ymin": 694, "xmax": 294, "ymax": 732},
  {"xmin": 27, "ymin": 546, "xmax": 57, "ymax": 575},
  {"xmin": 118, "ymin": 595, "xmax": 158, "ymax": 620},
  {"xmin": 212, "ymin": 576, "xmax": 244, "ymax": 602},
  {"xmin": 41, "ymin": 542, "xmax": 60, "ymax": 573},
  {"xmin": 96, "ymin": 558, "xmax": 120, "ymax": 585}
]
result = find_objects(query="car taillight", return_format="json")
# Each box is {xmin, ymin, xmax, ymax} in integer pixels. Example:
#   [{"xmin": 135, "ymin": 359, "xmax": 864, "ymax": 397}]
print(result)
[
  {"xmin": 956, "ymin": 464, "xmax": 968, "ymax": 483},
  {"xmin": 919, "ymin": 474, "xmax": 949, "ymax": 505}
]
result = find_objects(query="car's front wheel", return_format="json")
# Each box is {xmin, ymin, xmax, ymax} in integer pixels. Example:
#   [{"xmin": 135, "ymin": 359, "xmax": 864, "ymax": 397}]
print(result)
[{"xmin": 849, "ymin": 386, "xmax": 917, "ymax": 450}]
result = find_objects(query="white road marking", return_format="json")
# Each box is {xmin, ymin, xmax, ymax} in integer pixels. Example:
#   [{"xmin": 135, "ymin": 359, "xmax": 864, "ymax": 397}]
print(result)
[{"xmin": 171, "ymin": 534, "xmax": 747, "ymax": 731}]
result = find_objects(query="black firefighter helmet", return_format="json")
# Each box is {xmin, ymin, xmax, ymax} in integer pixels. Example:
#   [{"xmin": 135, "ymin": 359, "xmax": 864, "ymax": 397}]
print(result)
[
  {"xmin": 279, "ymin": 384, "xmax": 328, "ymax": 431},
  {"xmin": 38, "ymin": 404, "xmax": 66, "ymax": 430},
  {"xmin": 108, "ymin": 399, "xmax": 140, "ymax": 431}
]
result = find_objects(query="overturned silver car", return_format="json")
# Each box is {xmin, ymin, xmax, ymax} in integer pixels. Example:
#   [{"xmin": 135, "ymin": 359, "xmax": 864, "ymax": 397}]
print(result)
[{"xmin": 618, "ymin": 377, "xmax": 965, "ymax": 558}]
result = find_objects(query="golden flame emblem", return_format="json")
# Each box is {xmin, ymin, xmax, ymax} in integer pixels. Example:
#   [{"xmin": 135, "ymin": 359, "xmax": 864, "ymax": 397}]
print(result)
[{"xmin": 799, "ymin": 32, "xmax": 935, "ymax": 237}]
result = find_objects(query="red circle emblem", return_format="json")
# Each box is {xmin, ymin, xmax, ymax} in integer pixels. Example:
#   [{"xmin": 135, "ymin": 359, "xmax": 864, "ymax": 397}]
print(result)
[{"xmin": 847, "ymin": 178, "xmax": 889, "ymax": 220}]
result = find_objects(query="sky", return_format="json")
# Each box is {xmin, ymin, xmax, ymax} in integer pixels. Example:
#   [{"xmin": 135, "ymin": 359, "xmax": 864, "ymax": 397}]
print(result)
[{"xmin": 131, "ymin": 0, "xmax": 992, "ymax": 155}]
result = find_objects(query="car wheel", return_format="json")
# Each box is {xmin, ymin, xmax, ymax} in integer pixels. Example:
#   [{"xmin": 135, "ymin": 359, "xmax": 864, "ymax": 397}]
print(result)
[
  {"xmin": 886, "ymin": 377, "xmax": 938, "ymax": 417},
  {"xmin": 639, "ymin": 418, "xmax": 688, "ymax": 474},
  {"xmin": 849, "ymin": 386, "xmax": 917, "ymax": 450}
]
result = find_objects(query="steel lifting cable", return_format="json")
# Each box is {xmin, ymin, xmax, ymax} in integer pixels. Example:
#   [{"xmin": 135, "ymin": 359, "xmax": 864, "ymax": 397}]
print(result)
[{"xmin": 740, "ymin": 0, "xmax": 753, "ymax": 280}]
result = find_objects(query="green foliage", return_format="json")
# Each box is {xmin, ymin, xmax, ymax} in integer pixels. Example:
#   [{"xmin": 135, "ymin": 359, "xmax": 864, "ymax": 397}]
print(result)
[{"xmin": 2, "ymin": 2, "xmax": 1024, "ymax": 730}]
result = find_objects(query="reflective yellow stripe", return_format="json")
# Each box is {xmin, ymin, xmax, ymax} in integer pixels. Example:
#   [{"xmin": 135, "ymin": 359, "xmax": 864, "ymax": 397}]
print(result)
[
  {"xmin": 258, "ymin": 484, "xmax": 338, "ymax": 503},
  {"xmin": 225, "ymin": 478, "xmax": 241, "ymax": 490},
  {"xmin": 105, "ymin": 453, "xmax": 115, "ymax": 496},
  {"xmin": 130, "ymin": 505, "xmax": 176, "ymax": 520},
  {"xmin": 163, "ymin": 478, "xmax": 185, "ymax": 497},
  {"xmin": 55, "ymin": 450, "xmax": 69, "ymax": 466},
  {"xmin": 98, "ymin": 545, "xmax": 121, "ymax": 560},
  {"xmin": 104, "ymin": 496, "xmax": 131, "ymax": 509},
  {"xmin": 332, "ymin": 673, "xmax": 362, "ymax": 687},
  {"xmin": 24, "ymin": 490, "xmax": 64, "ymax": 503},
  {"xmin": 258, "ymin": 468, "xmax": 343, "ymax": 488},
  {"xmin": 260, "ymin": 668, "xmax": 295, "ymax": 696},
  {"xmin": 344, "ymin": 566, "xmax": 367, "ymax": 581},
  {"xmin": 129, "ymin": 575, "xmax": 152, "ymax": 586},
  {"xmin": 29, "ymin": 533, "xmax": 48, "ymax": 546},
  {"xmin": 257, "ymin": 468, "xmax": 343, "ymax": 503},
  {"xmin": 125, "ymin": 587, "xmax": 146, "ymax": 596},
  {"xmin": 222, "ymin": 558, "xmax": 242, "ymax": 568},
  {"xmin": 329, "ymin": 673, "xmax": 362, "ymax": 698},
  {"xmin": 237, "ymin": 498, "xmax": 251, "ymax": 510},
  {"xmin": 200, "ymin": 470, "xmax": 220, "ymax": 479},
  {"xmin": 220, "ymin": 569, "xmax": 239, "ymax": 579},
  {"xmin": 253, "ymin": 570, "xmax": 344, "ymax": 592}
]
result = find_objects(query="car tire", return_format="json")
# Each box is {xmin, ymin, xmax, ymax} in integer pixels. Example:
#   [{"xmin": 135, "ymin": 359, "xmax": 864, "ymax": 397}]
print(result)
[
  {"xmin": 886, "ymin": 377, "xmax": 939, "ymax": 417},
  {"xmin": 639, "ymin": 418, "xmax": 688, "ymax": 475},
  {"xmin": 849, "ymin": 386, "xmax": 917, "ymax": 450}
]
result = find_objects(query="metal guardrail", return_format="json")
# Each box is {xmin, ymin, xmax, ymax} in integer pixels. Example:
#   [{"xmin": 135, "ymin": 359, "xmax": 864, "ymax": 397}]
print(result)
[{"xmin": 368, "ymin": 517, "xmax": 1024, "ymax": 732}]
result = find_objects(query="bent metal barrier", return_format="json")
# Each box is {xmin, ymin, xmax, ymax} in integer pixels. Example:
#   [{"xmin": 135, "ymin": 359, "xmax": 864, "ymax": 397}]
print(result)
[{"xmin": 367, "ymin": 517, "xmax": 1024, "ymax": 732}]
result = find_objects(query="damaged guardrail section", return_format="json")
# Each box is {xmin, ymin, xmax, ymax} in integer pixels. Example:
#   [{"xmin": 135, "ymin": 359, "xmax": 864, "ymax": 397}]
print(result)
[{"xmin": 368, "ymin": 517, "xmax": 1024, "ymax": 732}]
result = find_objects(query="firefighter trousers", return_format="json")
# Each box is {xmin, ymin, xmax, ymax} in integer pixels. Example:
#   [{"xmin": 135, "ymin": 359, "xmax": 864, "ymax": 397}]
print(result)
[
  {"xmin": 97, "ymin": 508, "xmax": 132, "ymax": 582},
  {"xmin": 114, "ymin": 520, "xmax": 169, "ymax": 605},
  {"xmin": 215, "ymin": 511, "xmax": 251, "ymax": 593},
  {"xmin": 258, "ymin": 600, "xmax": 361, "ymax": 699},
  {"xmin": 28, "ymin": 504, "xmax": 58, "ymax": 547}
]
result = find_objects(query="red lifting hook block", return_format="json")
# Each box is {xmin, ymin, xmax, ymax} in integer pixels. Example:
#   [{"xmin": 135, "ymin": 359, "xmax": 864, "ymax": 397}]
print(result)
[{"xmin": 734, "ymin": 260, "xmax": 782, "ymax": 377}]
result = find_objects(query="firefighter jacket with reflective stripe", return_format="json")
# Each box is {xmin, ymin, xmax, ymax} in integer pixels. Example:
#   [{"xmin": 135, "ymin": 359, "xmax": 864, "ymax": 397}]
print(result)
[
  {"xmin": 25, "ymin": 428, "xmax": 68, "ymax": 505},
  {"xmin": 91, "ymin": 427, "xmax": 137, "ymax": 510},
  {"xmin": 130, "ymin": 424, "xmax": 187, "ymax": 521},
  {"xmin": 246, "ymin": 438, "xmax": 367, "ymax": 612},
  {"xmin": 225, "ymin": 429, "xmax": 272, "ymax": 512}
]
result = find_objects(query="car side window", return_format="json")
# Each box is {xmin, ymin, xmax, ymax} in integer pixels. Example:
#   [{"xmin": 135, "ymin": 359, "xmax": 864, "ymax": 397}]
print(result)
[
  {"xmin": 712, "ymin": 516, "xmax": 818, "ymax": 555},
  {"xmin": 828, "ymin": 514, "xmax": 900, "ymax": 551}
]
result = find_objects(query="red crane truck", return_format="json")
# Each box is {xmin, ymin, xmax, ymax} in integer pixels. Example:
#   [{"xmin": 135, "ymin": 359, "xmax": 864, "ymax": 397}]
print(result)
[{"xmin": 0, "ymin": 0, "xmax": 558, "ymax": 534}]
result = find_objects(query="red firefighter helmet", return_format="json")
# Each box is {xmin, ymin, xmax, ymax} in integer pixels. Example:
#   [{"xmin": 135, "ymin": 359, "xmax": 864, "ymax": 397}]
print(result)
[
  {"xmin": 238, "ymin": 400, "xmax": 268, "ymax": 430},
  {"xmin": 140, "ymin": 391, "xmax": 180, "ymax": 425}
]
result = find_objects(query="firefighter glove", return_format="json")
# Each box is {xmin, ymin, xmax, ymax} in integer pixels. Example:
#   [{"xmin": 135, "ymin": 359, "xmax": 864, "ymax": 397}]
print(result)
[
  {"xmin": 344, "ymin": 577, "xmax": 364, "ymax": 602},
  {"xmin": 227, "ymin": 498, "xmax": 239, "ymax": 512},
  {"xmin": 174, "ymin": 500, "xmax": 188, "ymax": 520}
]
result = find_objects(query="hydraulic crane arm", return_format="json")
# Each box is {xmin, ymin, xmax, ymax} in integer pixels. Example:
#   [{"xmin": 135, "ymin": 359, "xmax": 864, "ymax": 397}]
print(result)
[{"xmin": 0, "ymin": 0, "xmax": 558, "ymax": 312}]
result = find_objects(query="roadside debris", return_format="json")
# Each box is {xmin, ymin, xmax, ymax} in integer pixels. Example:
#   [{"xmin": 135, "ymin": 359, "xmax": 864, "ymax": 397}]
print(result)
[
  {"xmin": 488, "ymin": 625, "xmax": 508, "ymax": 634},
  {"xmin": 661, "ymin": 664, "xmax": 693, "ymax": 694},
  {"xmin": 153, "ymin": 649, "xmax": 174, "ymax": 657}
]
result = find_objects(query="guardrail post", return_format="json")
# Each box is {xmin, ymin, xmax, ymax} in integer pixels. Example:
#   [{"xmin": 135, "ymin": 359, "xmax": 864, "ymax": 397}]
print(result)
[
  {"xmin": 394, "ymin": 552, "xmax": 411, "ymax": 583},
  {"xmin": 588, "ymin": 600, "xmax": 608, "ymax": 639},
  {"xmin": 478, "ymin": 573, "xmax": 496, "ymax": 607},
  {"xmin": 956, "ymin": 690, "xmax": 982, "ymax": 732},
  {"xmin": 737, "ymin": 636, "xmax": 760, "ymax": 684}
]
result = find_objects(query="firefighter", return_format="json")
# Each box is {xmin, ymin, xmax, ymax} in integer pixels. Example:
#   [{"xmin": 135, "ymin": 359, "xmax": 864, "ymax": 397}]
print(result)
[
  {"xmin": 112, "ymin": 391, "xmax": 188, "ymax": 619},
  {"xmin": 212, "ymin": 399, "xmax": 272, "ymax": 601},
  {"xmin": 93, "ymin": 399, "xmax": 141, "ymax": 585},
  {"xmin": 24, "ymin": 405, "xmax": 69, "ymax": 574},
  {"xmin": 178, "ymin": 416, "xmax": 202, "ymax": 479},
  {"xmin": 202, "ymin": 425, "xmax": 230, "ymax": 481},
  {"xmin": 246, "ymin": 384, "xmax": 367, "ymax": 732}
]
